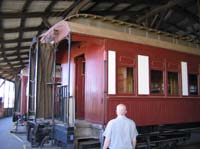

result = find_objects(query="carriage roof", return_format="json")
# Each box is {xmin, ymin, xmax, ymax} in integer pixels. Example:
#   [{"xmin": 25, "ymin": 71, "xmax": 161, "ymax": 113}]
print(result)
[{"xmin": 41, "ymin": 14, "xmax": 200, "ymax": 56}]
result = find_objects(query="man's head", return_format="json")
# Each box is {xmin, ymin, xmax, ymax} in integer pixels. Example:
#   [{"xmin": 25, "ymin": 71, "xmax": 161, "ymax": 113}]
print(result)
[{"xmin": 116, "ymin": 104, "xmax": 127, "ymax": 116}]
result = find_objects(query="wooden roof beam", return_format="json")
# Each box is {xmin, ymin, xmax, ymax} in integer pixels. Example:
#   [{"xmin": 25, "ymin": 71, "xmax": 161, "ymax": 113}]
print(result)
[
  {"xmin": 17, "ymin": 0, "xmax": 32, "ymax": 68},
  {"xmin": 198, "ymin": 0, "xmax": 200, "ymax": 17},
  {"xmin": 0, "ymin": 68, "xmax": 21, "ymax": 82},
  {"xmin": 1, "ymin": 46, "xmax": 29, "ymax": 52},
  {"xmin": 3, "ymin": 26, "xmax": 45, "ymax": 33},
  {"xmin": 42, "ymin": 16, "xmax": 51, "ymax": 28},
  {"xmin": 84, "ymin": 10, "xmax": 146, "ymax": 16},
  {"xmin": 174, "ymin": 6, "xmax": 200, "ymax": 24},
  {"xmin": 91, "ymin": 0, "xmax": 167, "ymax": 4},
  {"xmin": 66, "ymin": 0, "xmax": 90, "ymax": 17},
  {"xmin": 114, "ymin": 3, "xmax": 151, "ymax": 21},
  {"xmin": 0, "ymin": 57, "xmax": 27, "ymax": 63},
  {"xmin": 0, "ymin": 67, "xmax": 20, "ymax": 71},
  {"xmin": 0, "ymin": 51, "xmax": 28, "ymax": 57},
  {"xmin": 136, "ymin": 0, "xmax": 186, "ymax": 24},
  {"xmin": 37, "ymin": 0, "xmax": 63, "ymax": 36},
  {"xmin": 0, "ymin": 49, "xmax": 15, "ymax": 70},
  {"xmin": 161, "ymin": 21, "xmax": 199, "ymax": 41},
  {"xmin": 0, "ymin": 11, "xmax": 64, "ymax": 19},
  {"xmin": 0, "ymin": 0, "xmax": 15, "ymax": 73},
  {"xmin": 81, "ymin": 1, "xmax": 98, "ymax": 13},
  {"xmin": 1, "ymin": 38, "xmax": 32, "ymax": 44},
  {"xmin": 0, "ymin": 75, "xmax": 14, "ymax": 82}
]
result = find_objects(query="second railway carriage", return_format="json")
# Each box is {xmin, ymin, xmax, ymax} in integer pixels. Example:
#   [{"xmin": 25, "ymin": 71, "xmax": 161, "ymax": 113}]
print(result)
[{"xmin": 28, "ymin": 14, "xmax": 200, "ymax": 147}]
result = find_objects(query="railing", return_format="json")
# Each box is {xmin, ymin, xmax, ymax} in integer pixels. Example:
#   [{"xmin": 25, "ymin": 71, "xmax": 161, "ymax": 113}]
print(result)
[{"xmin": 56, "ymin": 85, "xmax": 75, "ymax": 126}]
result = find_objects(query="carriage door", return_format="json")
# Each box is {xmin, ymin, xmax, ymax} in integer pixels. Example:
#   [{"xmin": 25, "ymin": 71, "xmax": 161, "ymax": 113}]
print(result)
[{"xmin": 75, "ymin": 55, "xmax": 85, "ymax": 119}]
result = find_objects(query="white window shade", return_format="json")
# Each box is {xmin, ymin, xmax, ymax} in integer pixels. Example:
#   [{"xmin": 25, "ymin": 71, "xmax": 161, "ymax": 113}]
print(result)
[
  {"xmin": 108, "ymin": 51, "xmax": 116, "ymax": 94},
  {"xmin": 138, "ymin": 55, "xmax": 149, "ymax": 95},
  {"xmin": 181, "ymin": 61, "xmax": 188, "ymax": 96}
]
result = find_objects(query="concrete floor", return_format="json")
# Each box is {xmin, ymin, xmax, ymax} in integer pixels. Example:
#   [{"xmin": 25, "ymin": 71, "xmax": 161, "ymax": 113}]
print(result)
[
  {"xmin": 0, "ymin": 117, "xmax": 200, "ymax": 149},
  {"xmin": 0, "ymin": 117, "xmax": 57, "ymax": 149},
  {"xmin": 0, "ymin": 117, "xmax": 25, "ymax": 149}
]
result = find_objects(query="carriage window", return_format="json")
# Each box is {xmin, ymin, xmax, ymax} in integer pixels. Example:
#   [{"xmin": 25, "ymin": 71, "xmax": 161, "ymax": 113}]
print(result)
[
  {"xmin": 189, "ymin": 74, "xmax": 198, "ymax": 95},
  {"xmin": 150, "ymin": 70, "xmax": 163, "ymax": 94},
  {"xmin": 117, "ymin": 67, "xmax": 134, "ymax": 94},
  {"xmin": 168, "ymin": 72, "xmax": 179, "ymax": 95}
]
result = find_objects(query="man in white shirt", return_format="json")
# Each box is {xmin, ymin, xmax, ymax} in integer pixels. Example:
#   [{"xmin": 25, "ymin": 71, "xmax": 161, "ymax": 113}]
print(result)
[{"xmin": 103, "ymin": 104, "xmax": 138, "ymax": 149}]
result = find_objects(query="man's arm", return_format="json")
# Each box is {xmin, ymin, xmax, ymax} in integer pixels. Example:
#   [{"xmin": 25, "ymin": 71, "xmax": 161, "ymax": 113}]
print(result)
[
  {"xmin": 132, "ymin": 137, "xmax": 137, "ymax": 149},
  {"xmin": 103, "ymin": 137, "xmax": 110, "ymax": 149}
]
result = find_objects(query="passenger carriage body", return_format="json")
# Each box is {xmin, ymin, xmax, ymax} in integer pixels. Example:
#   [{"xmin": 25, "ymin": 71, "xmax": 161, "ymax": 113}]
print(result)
[
  {"xmin": 54, "ymin": 15, "xmax": 200, "ymax": 127},
  {"xmin": 23, "ymin": 14, "xmax": 200, "ymax": 147}
]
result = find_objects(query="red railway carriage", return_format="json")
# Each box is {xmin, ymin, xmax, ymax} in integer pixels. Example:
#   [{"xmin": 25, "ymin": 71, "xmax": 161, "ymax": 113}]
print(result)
[
  {"xmin": 38, "ymin": 14, "xmax": 200, "ymax": 147},
  {"xmin": 45, "ymin": 14, "xmax": 200, "ymax": 127}
]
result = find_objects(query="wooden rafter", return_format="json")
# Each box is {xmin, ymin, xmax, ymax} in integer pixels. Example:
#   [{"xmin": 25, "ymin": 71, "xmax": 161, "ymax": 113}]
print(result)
[
  {"xmin": 84, "ymin": 10, "xmax": 147, "ymax": 16},
  {"xmin": 136, "ymin": 0, "xmax": 199, "ymax": 24},
  {"xmin": 161, "ymin": 21, "xmax": 199, "ymax": 41},
  {"xmin": 1, "ymin": 46, "xmax": 29, "ymax": 52},
  {"xmin": 66, "ymin": 0, "xmax": 90, "ymax": 17},
  {"xmin": 0, "ymin": 67, "xmax": 23, "ymax": 71},
  {"xmin": 0, "ymin": 38, "xmax": 32, "ymax": 44},
  {"xmin": 3, "ymin": 26, "xmax": 45, "ymax": 33},
  {"xmin": 116, "ymin": 3, "xmax": 150, "ymax": 21},
  {"xmin": 198, "ymin": 0, "xmax": 200, "ymax": 17},
  {"xmin": 150, "ymin": 14, "xmax": 159, "ymax": 27},
  {"xmin": 136, "ymin": 0, "xmax": 185, "ymax": 24},
  {"xmin": 155, "ymin": 10, "xmax": 170, "ymax": 29},
  {"xmin": 84, "ymin": 3, "xmax": 120, "ymax": 17},
  {"xmin": 42, "ymin": 16, "xmax": 51, "ymax": 28},
  {"xmin": 0, "ymin": 75, "xmax": 14, "ymax": 82},
  {"xmin": 0, "ymin": 51, "xmax": 28, "ymax": 57},
  {"xmin": 0, "ymin": 68, "xmax": 19, "ymax": 81},
  {"xmin": 0, "ymin": 11, "xmax": 65, "ymax": 19},
  {"xmin": 0, "ymin": 1, "xmax": 15, "ymax": 76},
  {"xmin": 37, "ymin": 0, "xmax": 59, "ymax": 36},
  {"xmin": 18, "ymin": 0, "xmax": 32, "ymax": 68},
  {"xmin": 91, "ymin": 0, "xmax": 168, "ymax": 4},
  {"xmin": 174, "ymin": 5, "xmax": 200, "ymax": 24},
  {"xmin": 105, "ymin": 3, "xmax": 119, "ymax": 11},
  {"xmin": 82, "ymin": 1, "xmax": 98, "ymax": 13},
  {"xmin": 0, "ymin": 57, "xmax": 27, "ymax": 63}
]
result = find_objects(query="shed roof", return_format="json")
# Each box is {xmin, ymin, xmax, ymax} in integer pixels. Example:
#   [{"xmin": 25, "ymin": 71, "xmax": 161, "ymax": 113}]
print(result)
[{"xmin": 0, "ymin": 0, "xmax": 199, "ymax": 81}]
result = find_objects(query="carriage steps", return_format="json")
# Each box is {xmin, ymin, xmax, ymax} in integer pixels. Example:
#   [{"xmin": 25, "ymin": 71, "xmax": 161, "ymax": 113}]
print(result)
[
  {"xmin": 78, "ymin": 139, "xmax": 100, "ymax": 149},
  {"xmin": 75, "ymin": 120, "xmax": 103, "ymax": 149}
]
